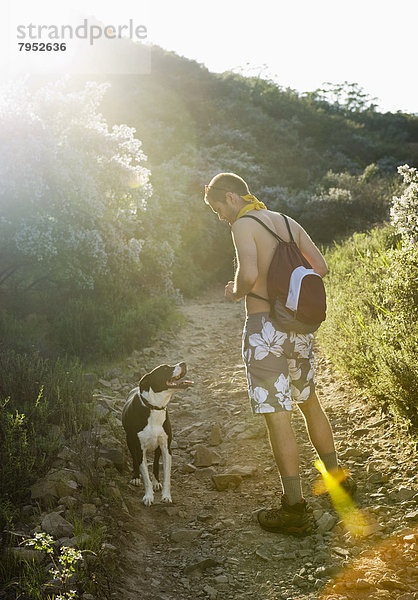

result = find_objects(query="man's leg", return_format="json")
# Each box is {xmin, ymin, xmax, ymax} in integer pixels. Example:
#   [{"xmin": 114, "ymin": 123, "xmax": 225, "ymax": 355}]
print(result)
[
  {"xmin": 298, "ymin": 391, "xmax": 338, "ymax": 472},
  {"xmin": 264, "ymin": 411, "xmax": 303, "ymax": 505}
]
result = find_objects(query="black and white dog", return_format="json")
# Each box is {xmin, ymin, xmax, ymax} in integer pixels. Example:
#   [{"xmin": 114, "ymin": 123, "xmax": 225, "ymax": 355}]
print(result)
[{"xmin": 122, "ymin": 362, "xmax": 193, "ymax": 506}]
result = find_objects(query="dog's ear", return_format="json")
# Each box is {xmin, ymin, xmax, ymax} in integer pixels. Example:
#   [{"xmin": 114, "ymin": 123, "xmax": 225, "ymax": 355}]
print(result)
[{"xmin": 139, "ymin": 373, "xmax": 151, "ymax": 392}]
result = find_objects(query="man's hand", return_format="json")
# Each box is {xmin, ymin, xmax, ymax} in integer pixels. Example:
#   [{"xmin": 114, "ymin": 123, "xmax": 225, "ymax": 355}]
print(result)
[{"xmin": 225, "ymin": 281, "xmax": 237, "ymax": 302}]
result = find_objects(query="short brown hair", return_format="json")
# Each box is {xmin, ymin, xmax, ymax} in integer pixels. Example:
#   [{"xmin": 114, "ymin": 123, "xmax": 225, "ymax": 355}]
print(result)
[{"xmin": 205, "ymin": 172, "xmax": 250, "ymax": 203}]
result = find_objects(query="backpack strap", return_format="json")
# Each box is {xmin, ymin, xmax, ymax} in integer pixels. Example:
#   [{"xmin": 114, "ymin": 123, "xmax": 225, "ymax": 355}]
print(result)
[
  {"xmin": 280, "ymin": 213, "xmax": 294, "ymax": 242},
  {"xmin": 240, "ymin": 215, "xmax": 285, "ymax": 243},
  {"xmin": 247, "ymin": 291, "xmax": 271, "ymax": 303}
]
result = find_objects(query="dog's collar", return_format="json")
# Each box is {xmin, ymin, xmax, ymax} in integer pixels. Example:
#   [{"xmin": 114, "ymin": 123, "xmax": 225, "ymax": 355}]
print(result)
[{"xmin": 139, "ymin": 390, "xmax": 166, "ymax": 411}]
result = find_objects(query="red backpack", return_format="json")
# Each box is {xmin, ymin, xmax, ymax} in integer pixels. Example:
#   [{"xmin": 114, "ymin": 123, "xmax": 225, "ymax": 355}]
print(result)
[{"xmin": 242, "ymin": 214, "xmax": 327, "ymax": 333}]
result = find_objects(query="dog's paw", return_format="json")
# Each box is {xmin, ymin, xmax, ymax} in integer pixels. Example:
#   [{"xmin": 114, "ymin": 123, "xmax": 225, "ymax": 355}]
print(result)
[
  {"xmin": 151, "ymin": 475, "xmax": 163, "ymax": 491},
  {"xmin": 161, "ymin": 494, "xmax": 172, "ymax": 504},
  {"xmin": 142, "ymin": 493, "xmax": 154, "ymax": 506},
  {"xmin": 130, "ymin": 478, "xmax": 141, "ymax": 487}
]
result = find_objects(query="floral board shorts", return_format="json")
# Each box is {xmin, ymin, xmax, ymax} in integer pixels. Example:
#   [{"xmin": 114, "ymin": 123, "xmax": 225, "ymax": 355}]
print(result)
[{"xmin": 242, "ymin": 312, "xmax": 315, "ymax": 415}]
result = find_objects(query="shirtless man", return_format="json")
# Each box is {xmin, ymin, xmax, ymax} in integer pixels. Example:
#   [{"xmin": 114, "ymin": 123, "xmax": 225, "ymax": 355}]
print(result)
[{"xmin": 204, "ymin": 172, "xmax": 355, "ymax": 536}]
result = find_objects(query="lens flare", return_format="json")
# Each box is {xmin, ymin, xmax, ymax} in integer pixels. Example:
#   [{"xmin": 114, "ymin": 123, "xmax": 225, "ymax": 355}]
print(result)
[{"xmin": 314, "ymin": 459, "xmax": 371, "ymax": 537}]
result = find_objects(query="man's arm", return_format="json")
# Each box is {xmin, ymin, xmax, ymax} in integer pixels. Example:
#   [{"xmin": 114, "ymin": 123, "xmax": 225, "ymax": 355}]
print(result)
[
  {"xmin": 227, "ymin": 220, "xmax": 258, "ymax": 301},
  {"xmin": 294, "ymin": 221, "xmax": 328, "ymax": 277}
]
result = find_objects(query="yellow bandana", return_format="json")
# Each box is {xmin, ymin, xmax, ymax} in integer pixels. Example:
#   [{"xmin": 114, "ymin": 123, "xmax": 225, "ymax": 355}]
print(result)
[{"xmin": 237, "ymin": 194, "xmax": 267, "ymax": 220}]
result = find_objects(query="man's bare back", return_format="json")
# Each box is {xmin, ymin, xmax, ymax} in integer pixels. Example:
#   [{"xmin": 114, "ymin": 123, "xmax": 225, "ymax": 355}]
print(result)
[{"xmin": 230, "ymin": 209, "xmax": 328, "ymax": 314}]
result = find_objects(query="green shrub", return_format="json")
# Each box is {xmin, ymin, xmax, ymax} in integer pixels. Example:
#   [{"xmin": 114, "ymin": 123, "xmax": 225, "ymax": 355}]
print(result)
[
  {"xmin": 318, "ymin": 225, "xmax": 418, "ymax": 430},
  {"xmin": 0, "ymin": 351, "xmax": 93, "ymax": 530}
]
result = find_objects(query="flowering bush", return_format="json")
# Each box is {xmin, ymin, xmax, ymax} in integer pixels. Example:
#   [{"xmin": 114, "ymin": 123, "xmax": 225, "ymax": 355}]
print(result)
[{"xmin": 390, "ymin": 164, "xmax": 418, "ymax": 245}]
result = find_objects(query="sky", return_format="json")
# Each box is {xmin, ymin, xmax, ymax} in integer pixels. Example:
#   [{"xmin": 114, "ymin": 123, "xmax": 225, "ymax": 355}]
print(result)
[{"xmin": 4, "ymin": 0, "xmax": 418, "ymax": 114}]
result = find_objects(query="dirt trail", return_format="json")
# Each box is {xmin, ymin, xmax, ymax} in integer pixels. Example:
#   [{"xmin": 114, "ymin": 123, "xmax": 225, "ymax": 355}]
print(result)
[{"xmin": 109, "ymin": 287, "xmax": 417, "ymax": 600}]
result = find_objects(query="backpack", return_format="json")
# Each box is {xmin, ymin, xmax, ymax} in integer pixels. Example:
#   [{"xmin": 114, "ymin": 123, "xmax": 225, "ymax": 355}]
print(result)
[{"xmin": 242, "ymin": 214, "xmax": 327, "ymax": 333}]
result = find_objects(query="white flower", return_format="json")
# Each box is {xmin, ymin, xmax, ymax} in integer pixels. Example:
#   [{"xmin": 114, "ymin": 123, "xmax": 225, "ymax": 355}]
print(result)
[
  {"xmin": 274, "ymin": 374, "xmax": 292, "ymax": 410},
  {"xmin": 290, "ymin": 333, "xmax": 313, "ymax": 358},
  {"xmin": 288, "ymin": 359, "xmax": 301, "ymax": 381},
  {"xmin": 249, "ymin": 318, "xmax": 286, "ymax": 360},
  {"xmin": 292, "ymin": 385, "xmax": 312, "ymax": 404},
  {"xmin": 253, "ymin": 386, "xmax": 275, "ymax": 413}
]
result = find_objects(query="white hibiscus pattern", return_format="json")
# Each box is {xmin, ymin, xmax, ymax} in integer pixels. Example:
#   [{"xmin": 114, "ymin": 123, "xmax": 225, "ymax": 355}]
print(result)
[
  {"xmin": 252, "ymin": 386, "xmax": 275, "ymax": 413},
  {"xmin": 249, "ymin": 318, "xmax": 286, "ymax": 360},
  {"xmin": 288, "ymin": 359, "xmax": 302, "ymax": 381},
  {"xmin": 274, "ymin": 373, "xmax": 292, "ymax": 411},
  {"xmin": 290, "ymin": 332, "xmax": 314, "ymax": 358},
  {"xmin": 291, "ymin": 385, "xmax": 312, "ymax": 404}
]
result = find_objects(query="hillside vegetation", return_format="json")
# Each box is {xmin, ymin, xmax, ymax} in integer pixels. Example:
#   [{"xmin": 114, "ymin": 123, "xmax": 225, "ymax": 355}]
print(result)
[{"xmin": 0, "ymin": 43, "xmax": 417, "ymax": 536}]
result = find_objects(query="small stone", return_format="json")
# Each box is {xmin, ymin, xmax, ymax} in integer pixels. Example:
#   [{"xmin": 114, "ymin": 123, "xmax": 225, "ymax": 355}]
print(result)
[
  {"xmin": 255, "ymin": 548, "xmax": 271, "ymax": 561},
  {"xmin": 212, "ymin": 474, "xmax": 242, "ymax": 491},
  {"xmin": 316, "ymin": 512, "xmax": 336, "ymax": 533},
  {"xmin": 41, "ymin": 512, "xmax": 74, "ymax": 538},
  {"xmin": 228, "ymin": 465, "xmax": 257, "ymax": 477},
  {"xmin": 397, "ymin": 487, "xmax": 416, "ymax": 501},
  {"xmin": 98, "ymin": 378, "xmax": 112, "ymax": 387},
  {"xmin": 203, "ymin": 584, "xmax": 218, "ymax": 599},
  {"xmin": 184, "ymin": 558, "xmax": 218, "ymax": 574},
  {"xmin": 209, "ymin": 424, "xmax": 223, "ymax": 446},
  {"xmin": 214, "ymin": 575, "xmax": 228, "ymax": 584},
  {"xmin": 171, "ymin": 528, "xmax": 201, "ymax": 543},
  {"xmin": 405, "ymin": 511, "xmax": 418, "ymax": 521},
  {"xmin": 356, "ymin": 578, "xmax": 374, "ymax": 589},
  {"xmin": 194, "ymin": 445, "xmax": 220, "ymax": 467}
]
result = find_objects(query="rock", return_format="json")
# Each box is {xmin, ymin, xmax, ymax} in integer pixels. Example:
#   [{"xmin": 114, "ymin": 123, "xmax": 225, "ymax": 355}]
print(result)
[
  {"xmin": 194, "ymin": 445, "xmax": 220, "ymax": 467},
  {"xmin": 212, "ymin": 474, "xmax": 242, "ymax": 491},
  {"xmin": 82, "ymin": 594, "xmax": 95, "ymax": 600},
  {"xmin": 355, "ymin": 578, "xmax": 374, "ymax": 589},
  {"xmin": 102, "ymin": 543, "xmax": 117, "ymax": 552},
  {"xmin": 316, "ymin": 512, "xmax": 336, "ymax": 533},
  {"xmin": 203, "ymin": 584, "xmax": 218, "ymax": 599},
  {"xmin": 209, "ymin": 424, "xmax": 223, "ymax": 446},
  {"xmin": 214, "ymin": 575, "xmax": 228, "ymax": 584},
  {"xmin": 41, "ymin": 512, "xmax": 74, "ymax": 538},
  {"xmin": 59, "ymin": 496, "xmax": 78, "ymax": 509},
  {"xmin": 184, "ymin": 558, "xmax": 218, "ymax": 574},
  {"xmin": 56, "ymin": 480, "xmax": 78, "ymax": 497},
  {"xmin": 184, "ymin": 463, "xmax": 197, "ymax": 473},
  {"xmin": 255, "ymin": 548, "xmax": 271, "ymax": 561},
  {"xmin": 228, "ymin": 465, "xmax": 257, "ymax": 477},
  {"xmin": 194, "ymin": 467, "xmax": 216, "ymax": 479},
  {"xmin": 352, "ymin": 427, "xmax": 369, "ymax": 437},
  {"xmin": 396, "ymin": 487, "xmax": 416, "ymax": 501},
  {"xmin": 98, "ymin": 447, "xmax": 124, "ymax": 468},
  {"xmin": 405, "ymin": 511, "xmax": 418, "ymax": 521},
  {"xmin": 70, "ymin": 470, "xmax": 89, "ymax": 488},
  {"xmin": 30, "ymin": 480, "xmax": 58, "ymax": 502},
  {"xmin": 171, "ymin": 528, "xmax": 202, "ymax": 543},
  {"xmin": 98, "ymin": 378, "xmax": 112, "ymax": 388}
]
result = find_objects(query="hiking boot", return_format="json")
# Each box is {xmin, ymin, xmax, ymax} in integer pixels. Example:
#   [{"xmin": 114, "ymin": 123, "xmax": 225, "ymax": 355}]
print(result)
[
  {"xmin": 313, "ymin": 467, "xmax": 357, "ymax": 498},
  {"xmin": 256, "ymin": 495, "xmax": 314, "ymax": 537}
]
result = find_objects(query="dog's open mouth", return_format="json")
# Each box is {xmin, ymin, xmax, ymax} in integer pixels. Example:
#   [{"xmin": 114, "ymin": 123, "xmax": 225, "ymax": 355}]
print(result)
[{"xmin": 166, "ymin": 373, "xmax": 194, "ymax": 388}]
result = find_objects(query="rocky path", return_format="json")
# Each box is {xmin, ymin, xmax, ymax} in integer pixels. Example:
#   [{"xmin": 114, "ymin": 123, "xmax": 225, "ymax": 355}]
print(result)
[{"xmin": 106, "ymin": 288, "xmax": 417, "ymax": 600}]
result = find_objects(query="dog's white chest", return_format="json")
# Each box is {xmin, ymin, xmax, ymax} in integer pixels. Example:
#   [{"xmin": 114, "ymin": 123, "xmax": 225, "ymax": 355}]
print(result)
[{"xmin": 137, "ymin": 411, "xmax": 167, "ymax": 451}]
